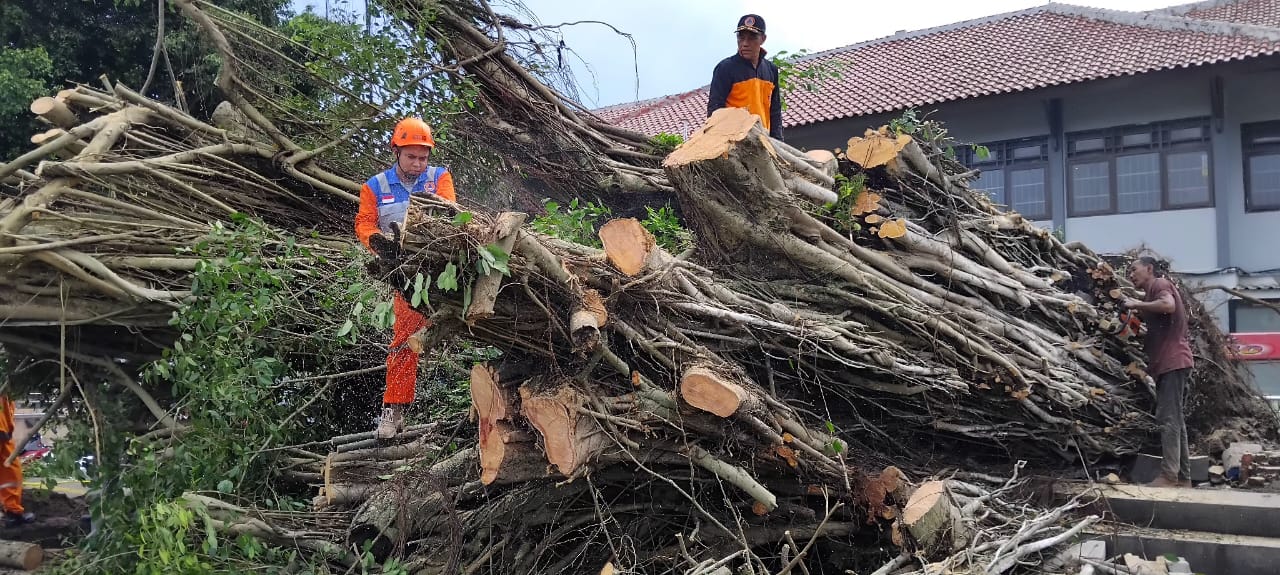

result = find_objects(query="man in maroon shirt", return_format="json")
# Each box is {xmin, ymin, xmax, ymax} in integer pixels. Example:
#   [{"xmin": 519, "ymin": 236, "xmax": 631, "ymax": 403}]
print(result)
[{"xmin": 1123, "ymin": 256, "xmax": 1195, "ymax": 487}]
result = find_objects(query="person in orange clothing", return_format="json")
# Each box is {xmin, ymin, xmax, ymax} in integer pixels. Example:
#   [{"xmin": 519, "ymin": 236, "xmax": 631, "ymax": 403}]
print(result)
[
  {"xmin": 354, "ymin": 117, "xmax": 457, "ymax": 439},
  {"xmin": 708, "ymin": 14, "xmax": 783, "ymax": 140},
  {"xmin": 0, "ymin": 395, "xmax": 34, "ymax": 527}
]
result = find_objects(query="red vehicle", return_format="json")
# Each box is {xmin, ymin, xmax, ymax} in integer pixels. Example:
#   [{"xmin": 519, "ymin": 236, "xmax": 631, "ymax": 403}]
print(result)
[{"xmin": 18, "ymin": 435, "xmax": 50, "ymax": 465}]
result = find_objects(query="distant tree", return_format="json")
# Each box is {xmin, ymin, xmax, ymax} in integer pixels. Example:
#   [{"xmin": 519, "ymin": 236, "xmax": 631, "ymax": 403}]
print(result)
[{"xmin": 0, "ymin": 0, "xmax": 290, "ymax": 159}]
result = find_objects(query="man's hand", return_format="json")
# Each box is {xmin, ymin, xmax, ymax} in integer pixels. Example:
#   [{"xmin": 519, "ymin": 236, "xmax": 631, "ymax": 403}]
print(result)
[
  {"xmin": 1121, "ymin": 297, "xmax": 1143, "ymax": 311},
  {"xmin": 368, "ymin": 222, "xmax": 403, "ymax": 263},
  {"xmin": 0, "ymin": 432, "xmax": 11, "ymax": 442}
]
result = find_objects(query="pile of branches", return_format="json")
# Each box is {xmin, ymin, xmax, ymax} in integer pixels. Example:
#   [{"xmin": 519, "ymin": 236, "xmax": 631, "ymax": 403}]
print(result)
[{"xmin": 0, "ymin": 0, "xmax": 1276, "ymax": 574}]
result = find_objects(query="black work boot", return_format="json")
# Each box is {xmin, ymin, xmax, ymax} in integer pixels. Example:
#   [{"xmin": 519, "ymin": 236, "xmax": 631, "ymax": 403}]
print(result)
[{"xmin": 4, "ymin": 511, "xmax": 34, "ymax": 527}]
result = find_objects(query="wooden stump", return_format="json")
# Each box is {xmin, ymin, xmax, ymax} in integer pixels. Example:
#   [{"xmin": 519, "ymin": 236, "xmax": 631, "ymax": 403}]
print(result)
[
  {"xmin": 680, "ymin": 367, "xmax": 754, "ymax": 417},
  {"xmin": 471, "ymin": 363, "xmax": 546, "ymax": 484},
  {"xmin": 0, "ymin": 539, "xmax": 42, "ymax": 571},
  {"xmin": 520, "ymin": 384, "xmax": 611, "ymax": 476},
  {"xmin": 599, "ymin": 218, "xmax": 669, "ymax": 276},
  {"xmin": 900, "ymin": 480, "xmax": 968, "ymax": 554},
  {"xmin": 30, "ymin": 97, "xmax": 78, "ymax": 129}
]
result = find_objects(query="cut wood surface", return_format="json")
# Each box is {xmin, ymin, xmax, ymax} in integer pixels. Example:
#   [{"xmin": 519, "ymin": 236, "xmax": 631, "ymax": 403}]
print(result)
[
  {"xmin": 30, "ymin": 96, "xmax": 78, "ymax": 129},
  {"xmin": 0, "ymin": 539, "xmax": 43, "ymax": 571},
  {"xmin": 519, "ymin": 384, "xmax": 609, "ymax": 476},
  {"xmin": 681, "ymin": 367, "xmax": 750, "ymax": 417},
  {"xmin": 662, "ymin": 107, "xmax": 763, "ymax": 168},
  {"xmin": 902, "ymin": 481, "xmax": 954, "ymax": 541},
  {"xmin": 599, "ymin": 218, "xmax": 658, "ymax": 276}
]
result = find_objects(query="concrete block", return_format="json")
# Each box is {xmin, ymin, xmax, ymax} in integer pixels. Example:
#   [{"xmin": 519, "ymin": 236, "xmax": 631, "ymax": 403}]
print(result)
[
  {"xmin": 1097, "ymin": 528, "xmax": 1280, "ymax": 575},
  {"xmin": 1062, "ymin": 483, "xmax": 1280, "ymax": 538},
  {"xmin": 1209, "ymin": 465, "xmax": 1225, "ymax": 484},
  {"xmin": 1044, "ymin": 539, "xmax": 1106, "ymax": 571},
  {"xmin": 1131, "ymin": 453, "xmax": 1163, "ymax": 484},
  {"xmin": 1190, "ymin": 455, "xmax": 1210, "ymax": 482},
  {"xmin": 1223, "ymin": 442, "xmax": 1263, "ymax": 471}
]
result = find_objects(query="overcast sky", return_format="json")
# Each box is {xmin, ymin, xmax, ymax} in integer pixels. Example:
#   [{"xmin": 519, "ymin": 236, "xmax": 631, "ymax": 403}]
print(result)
[{"xmin": 297, "ymin": 0, "xmax": 1182, "ymax": 108}]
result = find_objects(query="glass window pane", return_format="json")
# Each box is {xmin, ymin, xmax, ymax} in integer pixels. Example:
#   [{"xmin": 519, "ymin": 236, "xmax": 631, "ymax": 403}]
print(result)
[
  {"xmin": 1010, "ymin": 167, "xmax": 1047, "ymax": 219},
  {"xmin": 1073, "ymin": 138, "xmax": 1105, "ymax": 153},
  {"xmin": 1167, "ymin": 151, "xmax": 1211, "ymax": 207},
  {"xmin": 1249, "ymin": 154, "xmax": 1280, "ymax": 210},
  {"xmin": 1169, "ymin": 126, "xmax": 1204, "ymax": 142},
  {"xmin": 1122, "ymin": 132, "xmax": 1153, "ymax": 147},
  {"xmin": 1012, "ymin": 145, "xmax": 1042, "ymax": 160},
  {"xmin": 1071, "ymin": 161, "xmax": 1110, "ymax": 214},
  {"xmin": 1236, "ymin": 301, "xmax": 1280, "ymax": 332},
  {"xmin": 1116, "ymin": 153, "xmax": 1161, "ymax": 213},
  {"xmin": 972, "ymin": 169, "xmax": 1005, "ymax": 205}
]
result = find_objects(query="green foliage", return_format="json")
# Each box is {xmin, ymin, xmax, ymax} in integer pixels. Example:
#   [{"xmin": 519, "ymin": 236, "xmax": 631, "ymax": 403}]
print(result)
[
  {"xmin": 817, "ymin": 173, "xmax": 868, "ymax": 234},
  {"xmin": 52, "ymin": 219, "xmax": 397, "ymax": 574},
  {"xmin": 641, "ymin": 204, "xmax": 693, "ymax": 253},
  {"xmin": 531, "ymin": 198, "xmax": 612, "ymax": 247},
  {"xmin": 0, "ymin": 47, "xmax": 53, "ymax": 120},
  {"xmin": 649, "ymin": 132, "xmax": 684, "ymax": 155},
  {"xmin": 0, "ymin": 0, "xmax": 289, "ymax": 159},
  {"xmin": 770, "ymin": 49, "xmax": 845, "ymax": 110},
  {"xmin": 888, "ymin": 108, "xmax": 921, "ymax": 136}
]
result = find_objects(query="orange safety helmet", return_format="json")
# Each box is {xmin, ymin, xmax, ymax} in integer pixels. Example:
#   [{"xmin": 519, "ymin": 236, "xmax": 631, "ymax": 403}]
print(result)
[{"xmin": 391, "ymin": 117, "xmax": 435, "ymax": 148}]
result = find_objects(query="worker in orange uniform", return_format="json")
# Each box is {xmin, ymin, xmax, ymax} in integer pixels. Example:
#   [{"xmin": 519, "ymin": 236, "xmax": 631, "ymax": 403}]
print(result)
[
  {"xmin": 708, "ymin": 14, "xmax": 783, "ymax": 140},
  {"xmin": 0, "ymin": 395, "xmax": 34, "ymax": 526},
  {"xmin": 354, "ymin": 118, "xmax": 457, "ymax": 439}
]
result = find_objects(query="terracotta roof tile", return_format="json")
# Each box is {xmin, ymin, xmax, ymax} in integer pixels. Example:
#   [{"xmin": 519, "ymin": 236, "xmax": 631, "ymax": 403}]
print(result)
[
  {"xmin": 1177, "ymin": 0, "xmax": 1280, "ymax": 28},
  {"xmin": 593, "ymin": 1, "xmax": 1280, "ymax": 137}
]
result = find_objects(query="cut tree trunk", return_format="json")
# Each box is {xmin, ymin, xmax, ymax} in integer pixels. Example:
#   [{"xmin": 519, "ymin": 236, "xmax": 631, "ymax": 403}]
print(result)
[
  {"xmin": 0, "ymin": 539, "xmax": 43, "ymax": 571},
  {"xmin": 680, "ymin": 366, "xmax": 756, "ymax": 418},
  {"xmin": 899, "ymin": 480, "xmax": 968, "ymax": 555},
  {"xmin": 519, "ymin": 383, "xmax": 612, "ymax": 477}
]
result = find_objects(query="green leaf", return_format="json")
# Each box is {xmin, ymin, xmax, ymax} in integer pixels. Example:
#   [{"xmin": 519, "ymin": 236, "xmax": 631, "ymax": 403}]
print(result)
[
  {"xmin": 484, "ymin": 244, "xmax": 511, "ymax": 276},
  {"xmin": 436, "ymin": 262, "xmax": 458, "ymax": 291},
  {"xmin": 452, "ymin": 212, "xmax": 473, "ymax": 226},
  {"xmin": 217, "ymin": 479, "xmax": 233, "ymax": 494},
  {"xmin": 831, "ymin": 439, "xmax": 844, "ymax": 454},
  {"xmin": 825, "ymin": 420, "xmax": 835, "ymax": 434},
  {"xmin": 412, "ymin": 272, "xmax": 425, "ymax": 307},
  {"xmin": 377, "ymin": 474, "xmax": 393, "ymax": 480},
  {"xmin": 336, "ymin": 319, "xmax": 354, "ymax": 337},
  {"xmin": 462, "ymin": 283, "xmax": 473, "ymax": 313}
]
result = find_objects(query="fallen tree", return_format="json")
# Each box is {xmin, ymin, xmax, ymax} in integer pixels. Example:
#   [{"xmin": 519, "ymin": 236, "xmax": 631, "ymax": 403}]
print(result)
[{"xmin": 0, "ymin": 0, "xmax": 1276, "ymax": 573}]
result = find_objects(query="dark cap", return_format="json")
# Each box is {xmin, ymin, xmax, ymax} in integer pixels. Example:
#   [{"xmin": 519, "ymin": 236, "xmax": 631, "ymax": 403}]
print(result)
[{"xmin": 734, "ymin": 14, "xmax": 766, "ymax": 35}]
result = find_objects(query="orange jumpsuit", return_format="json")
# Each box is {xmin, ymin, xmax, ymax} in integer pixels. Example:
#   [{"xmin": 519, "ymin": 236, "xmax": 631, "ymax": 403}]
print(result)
[
  {"xmin": 0, "ymin": 397, "xmax": 24, "ymax": 515},
  {"xmin": 355, "ymin": 166, "xmax": 456, "ymax": 405}
]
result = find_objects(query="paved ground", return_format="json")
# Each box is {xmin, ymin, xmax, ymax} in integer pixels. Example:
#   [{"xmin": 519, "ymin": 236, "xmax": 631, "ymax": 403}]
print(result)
[{"xmin": 22, "ymin": 479, "xmax": 86, "ymax": 498}]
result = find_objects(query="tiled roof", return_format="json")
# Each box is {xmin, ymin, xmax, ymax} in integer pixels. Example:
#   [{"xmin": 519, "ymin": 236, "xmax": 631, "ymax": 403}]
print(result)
[
  {"xmin": 1172, "ymin": 0, "xmax": 1280, "ymax": 28},
  {"xmin": 592, "ymin": 0, "xmax": 1280, "ymax": 137}
]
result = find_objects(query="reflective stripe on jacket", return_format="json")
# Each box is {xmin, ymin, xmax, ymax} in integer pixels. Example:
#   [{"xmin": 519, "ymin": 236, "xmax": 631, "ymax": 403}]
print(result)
[{"xmin": 354, "ymin": 165, "xmax": 456, "ymax": 249}]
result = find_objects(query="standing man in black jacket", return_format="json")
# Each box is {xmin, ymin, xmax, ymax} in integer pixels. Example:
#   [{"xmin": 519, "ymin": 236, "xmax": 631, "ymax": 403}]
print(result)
[{"xmin": 708, "ymin": 14, "xmax": 784, "ymax": 141}]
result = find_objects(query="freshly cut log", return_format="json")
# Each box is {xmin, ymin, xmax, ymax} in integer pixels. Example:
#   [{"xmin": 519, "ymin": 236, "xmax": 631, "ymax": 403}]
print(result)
[
  {"xmin": 900, "ymin": 481, "xmax": 968, "ymax": 554},
  {"xmin": 599, "ymin": 218, "xmax": 666, "ymax": 276},
  {"xmin": 0, "ymin": 539, "xmax": 43, "ymax": 571},
  {"xmin": 30, "ymin": 96, "xmax": 78, "ymax": 129},
  {"xmin": 680, "ymin": 366, "xmax": 753, "ymax": 418},
  {"xmin": 519, "ymin": 384, "xmax": 611, "ymax": 476}
]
